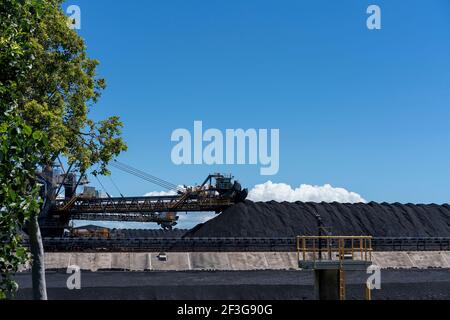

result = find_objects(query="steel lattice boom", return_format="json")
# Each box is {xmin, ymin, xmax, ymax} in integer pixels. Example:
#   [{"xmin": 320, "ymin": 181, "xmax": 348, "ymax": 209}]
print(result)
[
  {"xmin": 52, "ymin": 195, "xmax": 233, "ymax": 216},
  {"xmin": 39, "ymin": 162, "xmax": 248, "ymax": 236}
]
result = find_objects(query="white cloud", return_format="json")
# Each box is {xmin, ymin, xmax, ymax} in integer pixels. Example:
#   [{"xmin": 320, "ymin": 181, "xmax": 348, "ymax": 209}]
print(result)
[
  {"xmin": 144, "ymin": 185, "xmax": 187, "ymax": 197},
  {"xmin": 247, "ymin": 181, "xmax": 366, "ymax": 203},
  {"xmin": 144, "ymin": 190, "xmax": 177, "ymax": 197}
]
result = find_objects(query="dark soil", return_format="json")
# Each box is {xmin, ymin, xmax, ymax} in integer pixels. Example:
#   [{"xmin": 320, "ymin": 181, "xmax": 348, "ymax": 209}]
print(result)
[{"xmin": 14, "ymin": 269, "xmax": 450, "ymax": 300}]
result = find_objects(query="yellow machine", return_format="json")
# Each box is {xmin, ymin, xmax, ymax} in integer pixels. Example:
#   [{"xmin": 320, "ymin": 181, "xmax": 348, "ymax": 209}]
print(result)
[{"xmin": 71, "ymin": 225, "xmax": 110, "ymax": 238}]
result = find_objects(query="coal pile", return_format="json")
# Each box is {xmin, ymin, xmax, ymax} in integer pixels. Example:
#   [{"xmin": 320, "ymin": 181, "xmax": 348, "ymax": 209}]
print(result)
[
  {"xmin": 185, "ymin": 200, "xmax": 450, "ymax": 238},
  {"xmin": 14, "ymin": 269, "xmax": 450, "ymax": 300}
]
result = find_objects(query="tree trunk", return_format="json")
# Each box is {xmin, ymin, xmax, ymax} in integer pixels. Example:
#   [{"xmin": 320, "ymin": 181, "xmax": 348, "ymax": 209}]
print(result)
[{"xmin": 28, "ymin": 213, "xmax": 47, "ymax": 300}]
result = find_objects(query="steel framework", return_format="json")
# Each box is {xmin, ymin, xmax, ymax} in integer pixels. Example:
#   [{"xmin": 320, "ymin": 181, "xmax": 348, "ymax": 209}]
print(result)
[
  {"xmin": 52, "ymin": 195, "xmax": 233, "ymax": 218},
  {"xmin": 32, "ymin": 236, "xmax": 450, "ymax": 253}
]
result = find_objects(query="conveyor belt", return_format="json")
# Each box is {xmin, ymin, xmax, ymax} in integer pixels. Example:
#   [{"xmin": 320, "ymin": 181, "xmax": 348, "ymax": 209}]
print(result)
[
  {"xmin": 34, "ymin": 237, "xmax": 450, "ymax": 252},
  {"xmin": 52, "ymin": 195, "xmax": 233, "ymax": 216}
]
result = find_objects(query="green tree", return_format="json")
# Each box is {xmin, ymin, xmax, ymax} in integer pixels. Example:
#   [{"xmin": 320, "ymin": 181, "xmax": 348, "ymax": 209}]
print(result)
[
  {"xmin": 0, "ymin": 109, "xmax": 47, "ymax": 299},
  {"xmin": 0, "ymin": 0, "xmax": 127, "ymax": 299}
]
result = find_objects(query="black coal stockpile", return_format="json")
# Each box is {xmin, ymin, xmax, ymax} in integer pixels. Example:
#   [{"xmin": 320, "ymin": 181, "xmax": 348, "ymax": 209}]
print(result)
[{"xmin": 186, "ymin": 200, "xmax": 450, "ymax": 238}]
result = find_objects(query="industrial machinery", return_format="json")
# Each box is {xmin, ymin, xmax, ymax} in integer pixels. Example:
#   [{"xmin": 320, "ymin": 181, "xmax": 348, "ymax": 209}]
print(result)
[
  {"xmin": 69, "ymin": 225, "xmax": 111, "ymax": 238},
  {"xmin": 39, "ymin": 160, "xmax": 247, "ymax": 236}
]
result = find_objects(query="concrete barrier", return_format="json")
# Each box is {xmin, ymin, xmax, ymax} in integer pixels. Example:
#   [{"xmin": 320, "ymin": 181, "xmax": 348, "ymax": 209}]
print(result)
[
  {"xmin": 150, "ymin": 252, "xmax": 191, "ymax": 271},
  {"xmin": 264, "ymin": 252, "xmax": 289, "ymax": 270},
  {"xmin": 228, "ymin": 253, "xmax": 249, "ymax": 271},
  {"xmin": 93, "ymin": 253, "xmax": 112, "ymax": 271},
  {"xmin": 371, "ymin": 252, "xmax": 416, "ymax": 269},
  {"xmin": 111, "ymin": 253, "xmax": 130, "ymax": 270},
  {"xmin": 408, "ymin": 252, "xmax": 450, "ymax": 269},
  {"xmin": 44, "ymin": 252, "xmax": 71, "ymax": 270},
  {"xmin": 190, "ymin": 252, "xmax": 231, "ymax": 270},
  {"xmin": 26, "ymin": 251, "xmax": 450, "ymax": 272},
  {"xmin": 130, "ymin": 253, "xmax": 149, "ymax": 271},
  {"xmin": 442, "ymin": 252, "xmax": 450, "ymax": 266},
  {"xmin": 72, "ymin": 253, "xmax": 96, "ymax": 271},
  {"xmin": 244, "ymin": 253, "xmax": 269, "ymax": 270},
  {"xmin": 286, "ymin": 252, "xmax": 300, "ymax": 269}
]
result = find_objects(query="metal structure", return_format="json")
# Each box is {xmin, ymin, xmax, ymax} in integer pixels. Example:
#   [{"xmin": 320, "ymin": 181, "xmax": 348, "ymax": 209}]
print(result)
[
  {"xmin": 32, "ymin": 236, "xmax": 450, "ymax": 253},
  {"xmin": 297, "ymin": 235, "xmax": 373, "ymax": 300},
  {"xmin": 297, "ymin": 236, "xmax": 373, "ymax": 263},
  {"xmin": 53, "ymin": 196, "xmax": 234, "ymax": 216},
  {"xmin": 39, "ymin": 161, "xmax": 248, "ymax": 236},
  {"xmin": 38, "ymin": 237, "xmax": 296, "ymax": 252}
]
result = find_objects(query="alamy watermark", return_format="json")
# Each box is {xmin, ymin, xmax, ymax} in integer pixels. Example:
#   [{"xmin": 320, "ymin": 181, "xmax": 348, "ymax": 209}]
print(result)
[
  {"xmin": 366, "ymin": 264, "xmax": 381, "ymax": 290},
  {"xmin": 66, "ymin": 5, "xmax": 81, "ymax": 30},
  {"xmin": 367, "ymin": 4, "xmax": 381, "ymax": 30},
  {"xmin": 171, "ymin": 121, "xmax": 279, "ymax": 175},
  {"xmin": 66, "ymin": 265, "xmax": 81, "ymax": 290}
]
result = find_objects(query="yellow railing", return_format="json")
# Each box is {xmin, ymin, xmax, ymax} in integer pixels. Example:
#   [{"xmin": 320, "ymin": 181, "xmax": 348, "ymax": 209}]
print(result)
[{"xmin": 296, "ymin": 236, "xmax": 373, "ymax": 263}]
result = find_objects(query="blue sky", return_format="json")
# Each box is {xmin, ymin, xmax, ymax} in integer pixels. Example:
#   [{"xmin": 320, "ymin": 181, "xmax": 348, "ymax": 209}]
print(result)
[{"xmin": 64, "ymin": 0, "xmax": 450, "ymax": 211}]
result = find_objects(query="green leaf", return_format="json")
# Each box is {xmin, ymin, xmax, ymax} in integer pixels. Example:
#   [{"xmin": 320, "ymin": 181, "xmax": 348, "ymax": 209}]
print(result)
[
  {"xmin": 32, "ymin": 131, "xmax": 42, "ymax": 140},
  {"xmin": 23, "ymin": 125, "xmax": 32, "ymax": 136}
]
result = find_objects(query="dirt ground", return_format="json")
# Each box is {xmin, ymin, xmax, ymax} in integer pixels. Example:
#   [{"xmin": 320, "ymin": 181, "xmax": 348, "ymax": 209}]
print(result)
[{"xmin": 13, "ymin": 268, "xmax": 450, "ymax": 300}]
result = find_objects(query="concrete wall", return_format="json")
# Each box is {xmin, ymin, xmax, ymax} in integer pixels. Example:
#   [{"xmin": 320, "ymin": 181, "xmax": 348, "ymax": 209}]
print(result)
[
  {"xmin": 30, "ymin": 251, "xmax": 450, "ymax": 272},
  {"xmin": 372, "ymin": 251, "xmax": 450, "ymax": 269}
]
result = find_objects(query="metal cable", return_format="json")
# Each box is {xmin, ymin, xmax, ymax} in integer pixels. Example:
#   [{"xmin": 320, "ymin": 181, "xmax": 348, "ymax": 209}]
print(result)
[
  {"xmin": 93, "ymin": 174, "xmax": 111, "ymax": 198},
  {"xmin": 111, "ymin": 160, "xmax": 180, "ymax": 191},
  {"xmin": 112, "ymin": 160, "xmax": 177, "ymax": 190},
  {"xmin": 108, "ymin": 175, "xmax": 124, "ymax": 197}
]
